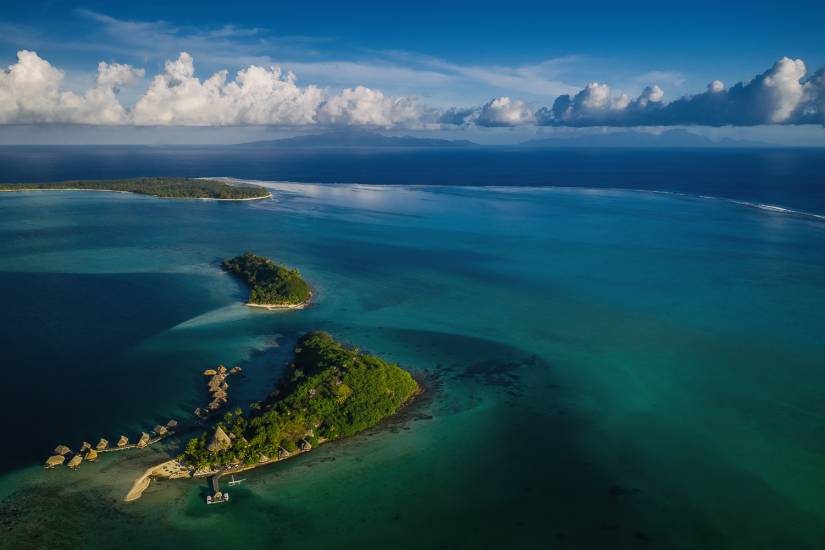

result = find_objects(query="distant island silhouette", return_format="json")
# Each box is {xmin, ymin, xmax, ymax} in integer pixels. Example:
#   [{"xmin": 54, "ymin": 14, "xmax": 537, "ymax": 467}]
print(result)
[{"xmin": 239, "ymin": 129, "xmax": 477, "ymax": 148}]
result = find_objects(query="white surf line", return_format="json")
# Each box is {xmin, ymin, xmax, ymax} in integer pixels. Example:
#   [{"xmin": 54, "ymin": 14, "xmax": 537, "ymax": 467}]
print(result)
[{"xmin": 202, "ymin": 177, "xmax": 825, "ymax": 224}]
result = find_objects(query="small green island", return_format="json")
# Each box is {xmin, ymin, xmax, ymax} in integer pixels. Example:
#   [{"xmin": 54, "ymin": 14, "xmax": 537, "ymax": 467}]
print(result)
[
  {"xmin": 0, "ymin": 177, "xmax": 271, "ymax": 200},
  {"xmin": 180, "ymin": 331, "xmax": 419, "ymax": 472},
  {"xmin": 118, "ymin": 332, "xmax": 419, "ymax": 502},
  {"xmin": 223, "ymin": 252, "xmax": 312, "ymax": 309}
]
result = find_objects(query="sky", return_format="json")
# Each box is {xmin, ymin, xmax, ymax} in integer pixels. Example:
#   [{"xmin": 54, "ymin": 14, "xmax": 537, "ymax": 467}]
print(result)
[{"xmin": 1, "ymin": 0, "xmax": 824, "ymax": 144}]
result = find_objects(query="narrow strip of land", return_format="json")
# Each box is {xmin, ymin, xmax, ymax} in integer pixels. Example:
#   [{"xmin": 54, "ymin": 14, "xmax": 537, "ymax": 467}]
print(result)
[
  {"xmin": 124, "ymin": 460, "xmax": 191, "ymax": 501},
  {"xmin": 124, "ymin": 461, "xmax": 172, "ymax": 502},
  {"xmin": 0, "ymin": 177, "xmax": 271, "ymax": 200}
]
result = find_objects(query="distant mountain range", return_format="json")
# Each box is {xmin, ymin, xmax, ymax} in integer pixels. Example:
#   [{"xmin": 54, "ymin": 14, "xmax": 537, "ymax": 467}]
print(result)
[
  {"xmin": 238, "ymin": 128, "xmax": 774, "ymax": 149},
  {"xmin": 520, "ymin": 129, "xmax": 773, "ymax": 148},
  {"xmin": 240, "ymin": 129, "xmax": 477, "ymax": 148}
]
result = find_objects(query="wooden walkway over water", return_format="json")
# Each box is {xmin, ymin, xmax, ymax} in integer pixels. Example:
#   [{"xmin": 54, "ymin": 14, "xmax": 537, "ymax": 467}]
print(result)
[{"xmin": 207, "ymin": 474, "xmax": 230, "ymax": 504}]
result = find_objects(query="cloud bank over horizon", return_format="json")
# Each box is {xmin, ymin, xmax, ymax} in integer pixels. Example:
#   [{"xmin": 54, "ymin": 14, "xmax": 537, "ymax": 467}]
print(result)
[
  {"xmin": 1, "ymin": 50, "xmax": 823, "ymax": 129},
  {"xmin": 534, "ymin": 58, "xmax": 825, "ymax": 127}
]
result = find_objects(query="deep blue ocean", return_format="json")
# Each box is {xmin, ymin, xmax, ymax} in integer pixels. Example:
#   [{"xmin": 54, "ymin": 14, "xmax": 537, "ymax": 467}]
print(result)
[
  {"xmin": 0, "ymin": 146, "xmax": 824, "ymax": 549},
  {"xmin": 1, "ymin": 145, "xmax": 824, "ymax": 215}
]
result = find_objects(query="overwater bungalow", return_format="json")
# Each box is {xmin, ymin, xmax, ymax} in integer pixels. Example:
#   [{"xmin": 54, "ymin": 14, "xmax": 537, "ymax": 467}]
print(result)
[
  {"xmin": 54, "ymin": 445, "xmax": 71, "ymax": 455},
  {"xmin": 45, "ymin": 455, "xmax": 65, "ymax": 468},
  {"xmin": 96, "ymin": 438, "xmax": 109, "ymax": 451},
  {"xmin": 67, "ymin": 454, "xmax": 83, "ymax": 469},
  {"xmin": 154, "ymin": 425, "xmax": 168, "ymax": 436},
  {"xmin": 84, "ymin": 449, "xmax": 98, "ymax": 461},
  {"xmin": 117, "ymin": 435, "xmax": 129, "ymax": 447},
  {"xmin": 136, "ymin": 432, "xmax": 150, "ymax": 448},
  {"xmin": 166, "ymin": 419, "xmax": 178, "ymax": 430}
]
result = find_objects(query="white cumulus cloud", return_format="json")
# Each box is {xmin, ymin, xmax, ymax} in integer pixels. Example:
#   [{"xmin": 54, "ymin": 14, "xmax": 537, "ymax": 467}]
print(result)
[
  {"xmin": 1, "ymin": 51, "xmax": 824, "ymax": 129},
  {"xmin": 535, "ymin": 82, "xmax": 664, "ymax": 126},
  {"xmin": 759, "ymin": 57, "xmax": 806, "ymax": 123},
  {"xmin": 532, "ymin": 57, "xmax": 824, "ymax": 127},
  {"xmin": 476, "ymin": 97, "xmax": 534, "ymax": 127},
  {"xmin": 317, "ymin": 86, "xmax": 421, "ymax": 127},
  {"xmin": 801, "ymin": 68, "xmax": 825, "ymax": 123},
  {"xmin": 131, "ymin": 52, "xmax": 324, "ymax": 125},
  {"xmin": 0, "ymin": 50, "xmax": 143, "ymax": 124},
  {"xmin": 0, "ymin": 50, "xmax": 424, "ymax": 128},
  {"xmin": 708, "ymin": 80, "xmax": 725, "ymax": 93}
]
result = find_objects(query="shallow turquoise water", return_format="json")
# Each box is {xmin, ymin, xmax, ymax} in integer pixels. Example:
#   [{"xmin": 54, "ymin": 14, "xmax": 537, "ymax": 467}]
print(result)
[{"xmin": 1, "ymin": 184, "xmax": 824, "ymax": 549}]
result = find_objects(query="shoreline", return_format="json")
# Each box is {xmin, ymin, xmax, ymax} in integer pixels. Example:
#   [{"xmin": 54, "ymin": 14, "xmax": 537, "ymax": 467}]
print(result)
[
  {"xmin": 245, "ymin": 301, "xmax": 309, "ymax": 310},
  {"xmin": 0, "ymin": 188, "xmax": 272, "ymax": 201},
  {"xmin": 124, "ymin": 461, "xmax": 170, "ymax": 502},
  {"xmin": 245, "ymin": 290, "xmax": 313, "ymax": 310},
  {"xmin": 124, "ymin": 460, "xmax": 190, "ymax": 502},
  {"xmin": 124, "ymin": 385, "xmax": 423, "ymax": 502}
]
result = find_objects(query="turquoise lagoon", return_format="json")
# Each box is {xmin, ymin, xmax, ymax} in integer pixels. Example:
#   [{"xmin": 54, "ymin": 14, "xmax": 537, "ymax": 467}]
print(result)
[{"xmin": 0, "ymin": 183, "xmax": 824, "ymax": 548}]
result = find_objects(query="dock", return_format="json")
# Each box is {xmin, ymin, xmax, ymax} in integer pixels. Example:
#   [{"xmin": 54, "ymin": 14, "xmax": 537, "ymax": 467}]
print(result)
[{"xmin": 207, "ymin": 475, "xmax": 230, "ymax": 504}]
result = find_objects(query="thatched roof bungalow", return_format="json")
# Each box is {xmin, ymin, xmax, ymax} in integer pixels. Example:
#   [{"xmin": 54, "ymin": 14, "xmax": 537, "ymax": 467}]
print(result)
[
  {"xmin": 45, "ymin": 455, "xmax": 65, "ymax": 468},
  {"xmin": 67, "ymin": 454, "xmax": 83, "ymax": 469},
  {"xmin": 54, "ymin": 445, "xmax": 71, "ymax": 455},
  {"xmin": 95, "ymin": 438, "xmax": 109, "ymax": 451},
  {"xmin": 136, "ymin": 432, "xmax": 150, "ymax": 448},
  {"xmin": 206, "ymin": 426, "xmax": 232, "ymax": 452}
]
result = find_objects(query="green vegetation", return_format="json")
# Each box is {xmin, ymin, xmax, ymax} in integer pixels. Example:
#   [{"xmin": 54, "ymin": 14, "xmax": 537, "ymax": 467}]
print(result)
[
  {"xmin": 0, "ymin": 177, "xmax": 270, "ymax": 200},
  {"xmin": 181, "ymin": 332, "xmax": 419, "ymax": 471},
  {"xmin": 223, "ymin": 252, "xmax": 311, "ymax": 306}
]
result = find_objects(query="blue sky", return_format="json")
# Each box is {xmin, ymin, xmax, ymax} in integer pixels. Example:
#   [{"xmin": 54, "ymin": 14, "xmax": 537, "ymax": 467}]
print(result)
[{"xmin": 1, "ymin": 0, "xmax": 824, "ymax": 144}]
